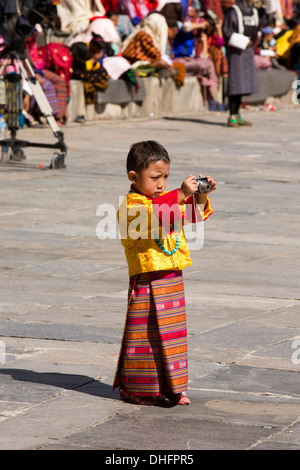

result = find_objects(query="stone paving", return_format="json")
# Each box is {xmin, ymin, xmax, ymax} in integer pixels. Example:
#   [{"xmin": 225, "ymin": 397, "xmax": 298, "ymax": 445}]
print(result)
[{"xmin": 0, "ymin": 106, "xmax": 299, "ymax": 451}]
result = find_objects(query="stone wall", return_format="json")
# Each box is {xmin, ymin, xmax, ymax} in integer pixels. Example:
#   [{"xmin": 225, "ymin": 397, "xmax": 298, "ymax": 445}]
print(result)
[
  {"xmin": 68, "ymin": 69, "xmax": 296, "ymax": 122},
  {"xmin": 68, "ymin": 75, "xmax": 204, "ymax": 121}
]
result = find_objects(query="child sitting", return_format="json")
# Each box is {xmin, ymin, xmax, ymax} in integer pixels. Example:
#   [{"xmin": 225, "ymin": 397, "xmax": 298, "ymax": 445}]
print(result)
[{"xmin": 81, "ymin": 33, "xmax": 109, "ymax": 105}]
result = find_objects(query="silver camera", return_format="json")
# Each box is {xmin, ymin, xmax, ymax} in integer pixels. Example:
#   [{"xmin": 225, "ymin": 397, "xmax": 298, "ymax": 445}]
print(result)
[{"xmin": 194, "ymin": 177, "xmax": 210, "ymax": 194}]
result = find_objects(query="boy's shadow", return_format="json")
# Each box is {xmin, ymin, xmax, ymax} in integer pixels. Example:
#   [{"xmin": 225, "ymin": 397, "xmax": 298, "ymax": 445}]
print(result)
[
  {"xmin": 0, "ymin": 368, "xmax": 176, "ymax": 407},
  {"xmin": 0, "ymin": 368, "xmax": 115, "ymax": 399}
]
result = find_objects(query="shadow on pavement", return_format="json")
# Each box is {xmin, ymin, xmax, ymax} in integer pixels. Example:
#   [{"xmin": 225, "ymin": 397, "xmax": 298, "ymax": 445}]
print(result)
[
  {"xmin": 0, "ymin": 368, "xmax": 179, "ymax": 408},
  {"xmin": 163, "ymin": 116, "xmax": 227, "ymax": 126},
  {"xmin": 0, "ymin": 368, "xmax": 115, "ymax": 399}
]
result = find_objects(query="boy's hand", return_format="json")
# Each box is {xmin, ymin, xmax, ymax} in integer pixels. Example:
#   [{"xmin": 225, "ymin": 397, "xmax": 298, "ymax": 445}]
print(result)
[
  {"xmin": 179, "ymin": 174, "xmax": 198, "ymax": 201},
  {"xmin": 178, "ymin": 174, "xmax": 217, "ymax": 204},
  {"xmin": 195, "ymin": 174, "xmax": 217, "ymax": 206},
  {"xmin": 205, "ymin": 175, "xmax": 217, "ymax": 194}
]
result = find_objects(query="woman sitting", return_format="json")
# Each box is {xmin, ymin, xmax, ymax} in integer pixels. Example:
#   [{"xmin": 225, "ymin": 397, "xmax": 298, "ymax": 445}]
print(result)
[{"xmin": 121, "ymin": 12, "xmax": 185, "ymax": 86}]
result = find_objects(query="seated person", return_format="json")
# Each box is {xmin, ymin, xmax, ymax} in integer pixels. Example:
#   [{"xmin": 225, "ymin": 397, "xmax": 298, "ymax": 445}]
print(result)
[
  {"xmin": 79, "ymin": 34, "xmax": 109, "ymax": 105},
  {"xmin": 121, "ymin": 13, "xmax": 186, "ymax": 86}
]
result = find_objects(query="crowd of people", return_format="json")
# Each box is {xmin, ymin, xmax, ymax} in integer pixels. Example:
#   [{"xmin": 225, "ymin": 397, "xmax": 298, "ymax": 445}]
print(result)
[{"xmin": 1, "ymin": 0, "xmax": 300, "ymax": 127}]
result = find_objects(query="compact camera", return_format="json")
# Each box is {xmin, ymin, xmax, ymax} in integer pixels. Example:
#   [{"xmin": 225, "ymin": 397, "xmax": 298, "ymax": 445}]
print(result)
[{"xmin": 194, "ymin": 177, "xmax": 210, "ymax": 194}]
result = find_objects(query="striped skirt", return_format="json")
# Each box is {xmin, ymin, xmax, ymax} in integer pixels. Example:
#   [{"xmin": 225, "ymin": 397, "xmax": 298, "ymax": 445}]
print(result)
[
  {"xmin": 113, "ymin": 270, "xmax": 188, "ymax": 397},
  {"xmin": 43, "ymin": 69, "xmax": 68, "ymax": 119},
  {"xmin": 40, "ymin": 76, "xmax": 59, "ymax": 116}
]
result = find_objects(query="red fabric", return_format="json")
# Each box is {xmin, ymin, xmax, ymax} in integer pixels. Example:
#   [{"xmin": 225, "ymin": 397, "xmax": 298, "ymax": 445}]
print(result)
[
  {"xmin": 100, "ymin": 0, "xmax": 118, "ymax": 12},
  {"xmin": 129, "ymin": 185, "xmax": 206, "ymax": 232},
  {"xmin": 184, "ymin": 195, "xmax": 205, "ymax": 223},
  {"xmin": 152, "ymin": 189, "xmax": 182, "ymax": 233},
  {"xmin": 144, "ymin": 0, "xmax": 158, "ymax": 10},
  {"xmin": 131, "ymin": 0, "xmax": 143, "ymax": 18},
  {"xmin": 153, "ymin": 191, "xmax": 206, "ymax": 227},
  {"xmin": 90, "ymin": 15, "xmax": 106, "ymax": 21},
  {"xmin": 38, "ymin": 43, "xmax": 73, "ymax": 92}
]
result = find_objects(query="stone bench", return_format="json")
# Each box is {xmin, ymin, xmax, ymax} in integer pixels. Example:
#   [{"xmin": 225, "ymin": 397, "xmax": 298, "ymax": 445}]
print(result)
[
  {"xmin": 243, "ymin": 69, "xmax": 296, "ymax": 105},
  {"xmin": 68, "ymin": 75, "xmax": 204, "ymax": 121},
  {"xmin": 67, "ymin": 68, "xmax": 296, "ymax": 122}
]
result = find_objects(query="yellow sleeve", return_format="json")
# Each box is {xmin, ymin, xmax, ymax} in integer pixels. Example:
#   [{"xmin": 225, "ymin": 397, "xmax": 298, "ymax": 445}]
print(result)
[
  {"xmin": 180, "ymin": 195, "xmax": 213, "ymax": 224},
  {"xmin": 117, "ymin": 193, "xmax": 154, "ymax": 247}
]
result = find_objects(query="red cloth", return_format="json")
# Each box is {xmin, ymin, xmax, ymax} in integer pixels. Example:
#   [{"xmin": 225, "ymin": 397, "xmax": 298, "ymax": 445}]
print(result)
[
  {"xmin": 100, "ymin": 0, "xmax": 118, "ymax": 11},
  {"xmin": 129, "ymin": 185, "xmax": 205, "ymax": 233},
  {"xmin": 38, "ymin": 43, "xmax": 73, "ymax": 91},
  {"xmin": 152, "ymin": 189, "xmax": 183, "ymax": 233}
]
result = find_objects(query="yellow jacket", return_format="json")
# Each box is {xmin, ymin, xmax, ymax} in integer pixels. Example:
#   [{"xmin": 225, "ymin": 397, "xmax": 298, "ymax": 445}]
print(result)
[
  {"xmin": 276, "ymin": 29, "xmax": 293, "ymax": 59},
  {"xmin": 118, "ymin": 188, "xmax": 213, "ymax": 276}
]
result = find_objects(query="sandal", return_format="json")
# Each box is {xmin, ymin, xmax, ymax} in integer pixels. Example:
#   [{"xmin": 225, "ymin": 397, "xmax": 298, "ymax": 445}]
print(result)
[
  {"xmin": 227, "ymin": 117, "xmax": 239, "ymax": 127},
  {"xmin": 119, "ymin": 386, "xmax": 159, "ymax": 406},
  {"xmin": 163, "ymin": 390, "xmax": 191, "ymax": 405},
  {"xmin": 238, "ymin": 116, "xmax": 253, "ymax": 126}
]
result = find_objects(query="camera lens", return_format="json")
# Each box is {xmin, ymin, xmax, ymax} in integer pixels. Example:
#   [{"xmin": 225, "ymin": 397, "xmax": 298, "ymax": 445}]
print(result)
[{"xmin": 195, "ymin": 177, "xmax": 210, "ymax": 194}]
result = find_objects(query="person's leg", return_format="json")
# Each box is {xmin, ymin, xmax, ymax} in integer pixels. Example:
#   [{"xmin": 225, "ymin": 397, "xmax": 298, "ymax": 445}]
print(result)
[
  {"xmin": 151, "ymin": 271, "xmax": 190, "ymax": 405},
  {"xmin": 228, "ymin": 95, "xmax": 241, "ymax": 126},
  {"xmin": 236, "ymin": 95, "xmax": 252, "ymax": 126},
  {"xmin": 114, "ymin": 275, "xmax": 164, "ymax": 405},
  {"xmin": 43, "ymin": 69, "xmax": 68, "ymax": 124},
  {"xmin": 229, "ymin": 94, "xmax": 241, "ymax": 116}
]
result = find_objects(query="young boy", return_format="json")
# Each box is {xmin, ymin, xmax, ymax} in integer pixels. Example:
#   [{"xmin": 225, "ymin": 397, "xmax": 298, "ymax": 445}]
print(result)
[{"xmin": 113, "ymin": 141, "xmax": 216, "ymax": 406}]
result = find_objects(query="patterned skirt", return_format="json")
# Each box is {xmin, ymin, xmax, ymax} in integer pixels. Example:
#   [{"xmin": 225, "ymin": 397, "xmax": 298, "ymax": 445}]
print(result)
[
  {"xmin": 113, "ymin": 270, "xmax": 188, "ymax": 397},
  {"xmin": 43, "ymin": 69, "xmax": 68, "ymax": 118},
  {"xmin": 227, "ymin": 45, "xmax": 258, "ymax": 96}
]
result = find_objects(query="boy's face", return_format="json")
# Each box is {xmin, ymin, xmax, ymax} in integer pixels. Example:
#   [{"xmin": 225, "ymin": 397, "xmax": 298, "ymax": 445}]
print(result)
[
  {"xmin": 94, "ymin": 50, "xmax": 104, "ymax": 61},
  {"xmin": 265, "ymin": 32, "xmax": 274, "ymax": 42},
  {"xmin": 128, "ymin": 160, "xmax": 170, "ymax": 198},
  {"xmin": 168, "ymin": 26, "xmax": 179, "ymax": 40},
  {"xmin": 110, "ymin": 14, "xmax": 118, "ymax": 27}
]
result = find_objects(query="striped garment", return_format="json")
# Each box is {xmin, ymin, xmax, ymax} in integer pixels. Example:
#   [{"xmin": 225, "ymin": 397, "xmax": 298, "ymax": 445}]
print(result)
[
  {"xmin": 43, "ymin": 69, "xmax": 68, "ymax": 119},
  {"xmin": 280, "ymin": 0, "xmax": 293, "ymax": 19},
  {"xmin": 40, "ymin": 77, "xmax": 59, "ymax": 116},
  {"xmin": 208, "ymin": 44, "xmax": 228, "ymax": 78},
  {"xmin": 122, "ymin": 31, "xmax": 161, "ymax": 65},
  {"xmin": 113, "ymin": 270, "xmax": 188, "ymax": 397}
]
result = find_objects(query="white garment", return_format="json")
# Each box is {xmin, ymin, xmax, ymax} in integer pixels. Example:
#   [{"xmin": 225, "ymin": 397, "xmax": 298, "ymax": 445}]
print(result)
[
  {"xmin": 121, "ymin": 13, "xmax": 169, "ymax": 55},
  {"xmin": 57, "ymin": 0, "xmax": 105, "ymax": 35},
  {"xmin": 156, "ymin": 0, "xmax": 181, "ymax": 12},
  {"xmin": 103, "ymin": 56, "xmax": 131, "ymax": 80},
  {"xmin": 69, "ymin": 18, "xmax": 121, "ymax": 46},
  {"xmin": 229, "ymin": 4, "xmax": 258, "ymax": 49}
]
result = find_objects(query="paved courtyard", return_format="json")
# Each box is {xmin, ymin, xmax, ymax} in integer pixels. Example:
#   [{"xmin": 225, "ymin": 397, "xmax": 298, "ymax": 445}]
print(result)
[{"xmin": 0, "ymin": 106, "xmax": 299, "ymax": 451}]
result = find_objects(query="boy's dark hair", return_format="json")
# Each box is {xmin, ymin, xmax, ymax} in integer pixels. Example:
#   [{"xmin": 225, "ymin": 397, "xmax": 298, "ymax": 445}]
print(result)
[{"xmin": 126, "ymin": 141, "xmax": 170, "ymax": 173}]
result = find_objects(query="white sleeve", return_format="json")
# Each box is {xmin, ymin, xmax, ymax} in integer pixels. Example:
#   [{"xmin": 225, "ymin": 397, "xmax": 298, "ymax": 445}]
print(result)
[{"xmin": 260, "ymin": 49, "xmax": 276, "ymax": 56}]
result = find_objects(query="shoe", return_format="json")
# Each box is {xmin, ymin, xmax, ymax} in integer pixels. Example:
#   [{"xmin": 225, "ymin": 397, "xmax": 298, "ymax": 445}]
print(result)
[
  {"xmin": 238, "ymin": 116, "xmax": 252, "ymax": 126},
  {"xmin": 209, "ymin": 100, "xmax": 228, "ymax": 112},
  {"xmin": 163, "ymin": 390, "xmax": 191, "ymax": 405},
  {"xmin": 75, "ymin": 115, "xmax": 85, "ymax": 123},
  {"xmin": 227, "ymin": 117, "xmax": 239, "ymax": 127},
  {"xmin": 119, "ymin": 386, "xmax": 159, "ymax": 406}
]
